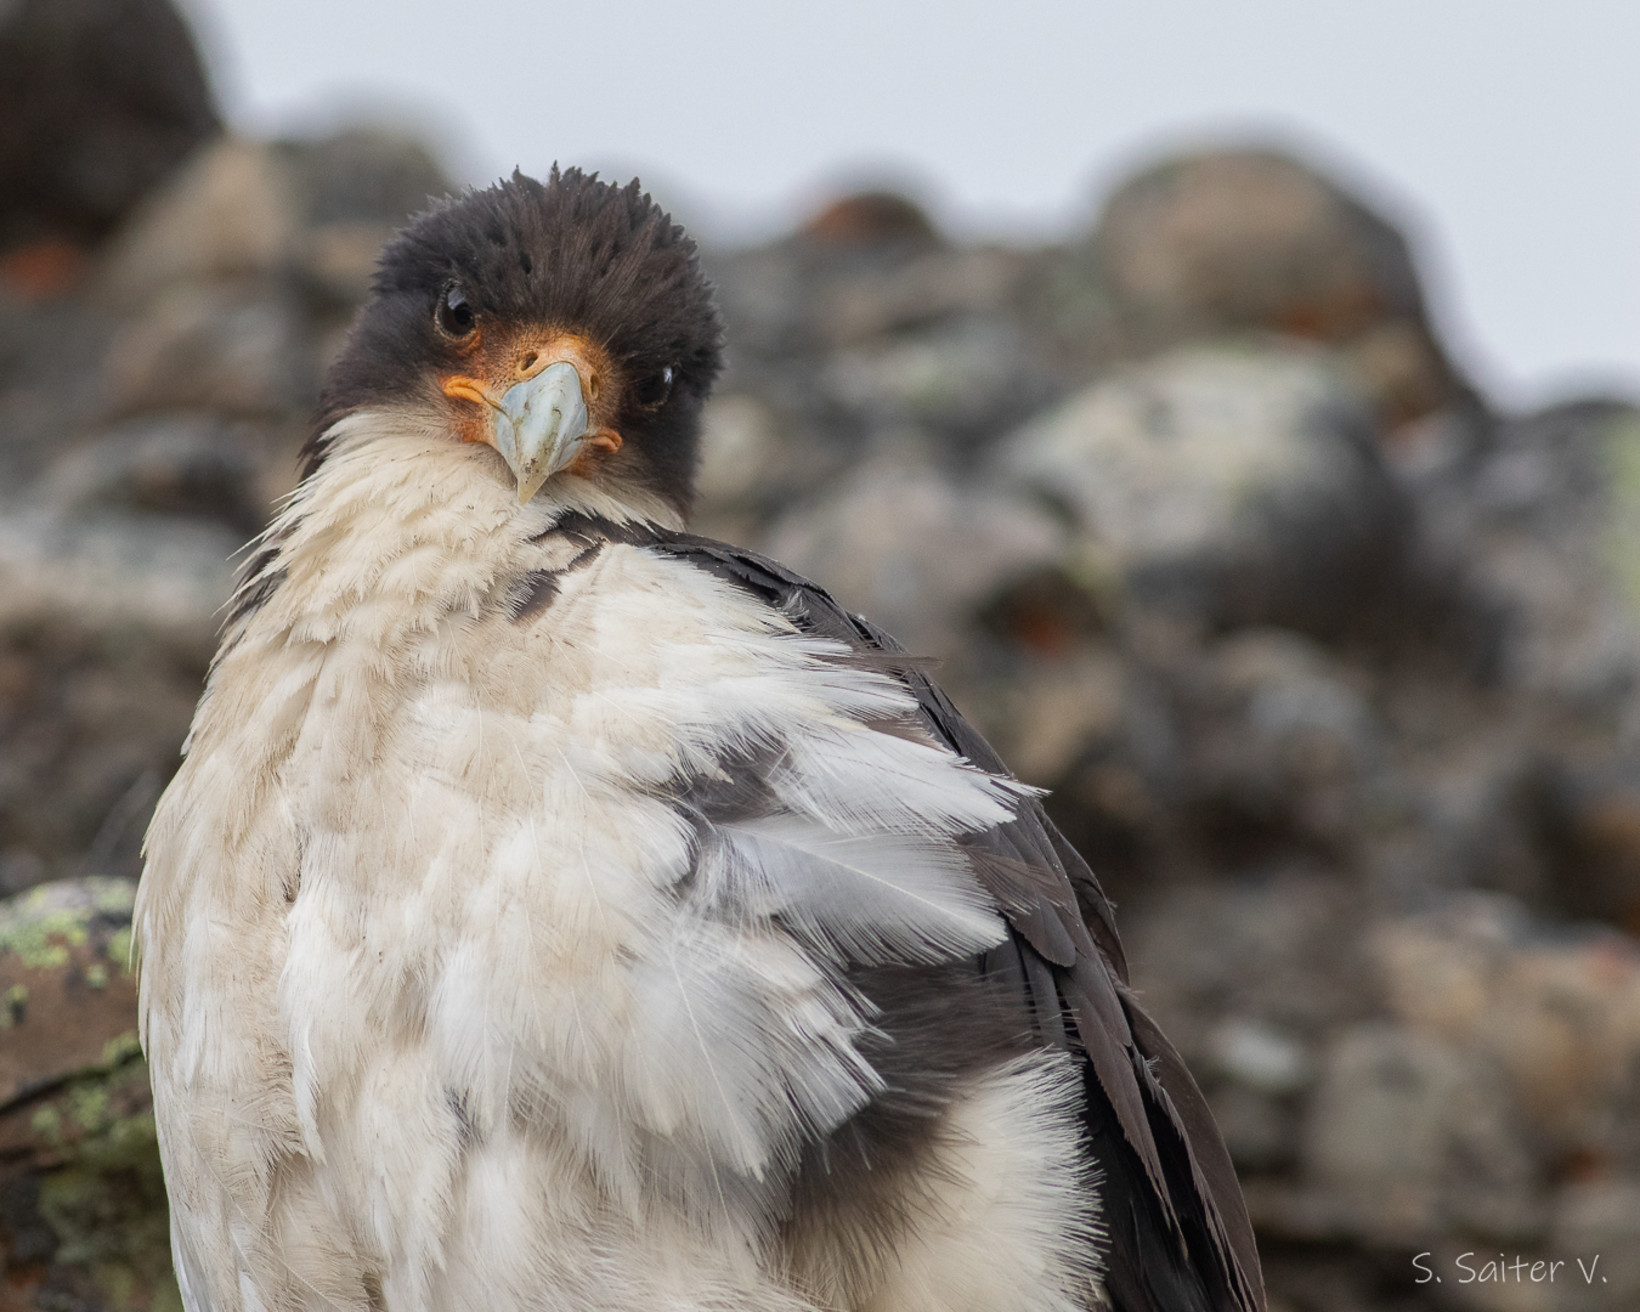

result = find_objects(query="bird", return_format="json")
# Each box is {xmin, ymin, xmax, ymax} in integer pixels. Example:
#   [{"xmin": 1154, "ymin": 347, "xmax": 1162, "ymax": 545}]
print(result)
[{"xmin": 136, "ymin": 168, "xmax": 1266, "ymax": 1312}]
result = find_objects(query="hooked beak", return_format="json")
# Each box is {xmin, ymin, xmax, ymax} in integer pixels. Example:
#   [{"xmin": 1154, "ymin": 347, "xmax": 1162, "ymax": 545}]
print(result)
[
  {"xmin": 442, "ymin": 343, "xmax": 624, "ymax": 503},
  {"xmin": 493, "ymin": 361, "xmax": 590, "ymax": 504}
]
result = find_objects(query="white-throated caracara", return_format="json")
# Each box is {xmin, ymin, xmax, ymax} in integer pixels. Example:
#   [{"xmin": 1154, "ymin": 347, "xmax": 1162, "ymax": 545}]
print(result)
[{"xmin": 136, "ymin": 170, "xmax": 1265, "ymax": 1312}]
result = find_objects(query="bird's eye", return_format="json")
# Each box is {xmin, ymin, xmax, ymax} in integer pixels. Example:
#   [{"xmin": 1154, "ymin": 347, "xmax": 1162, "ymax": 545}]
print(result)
[
  {"xmin": 435, "ymin": 285, "xmax": 476, "ymax": 338},
  {"xmin": 636, "ymin": 365, "xmax": 675, "ymax": 409}
]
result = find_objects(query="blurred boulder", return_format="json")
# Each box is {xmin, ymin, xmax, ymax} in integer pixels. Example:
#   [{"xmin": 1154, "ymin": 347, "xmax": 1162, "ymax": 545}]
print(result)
[
  {"xmin": 763, "ymin": 446, "xmax": 1063, "ymax": 658},
  {"xmin": 1122, "ymin": 875, "xmax": 1367, "ymax": 1186},
  {"xmin": 281, "ymin": 125, "xmax": 451, "ymax": 229},
  {"xmin": 1551, "ymin": 1182, "xmax": 1640, "ymax": 1307},
  {"xmin": 99, "ymin": 137, "xmax": 302, "ymax": 308},
  {"xmin": 800, "ymin": 190, "xmax": 941, "ymax": 251},
  {"xmin": 692, "ymin": 392, "xmax": 850, "ymax": 545},
  {"xmin": 35, "ymin": 414, "xmax": 268, "ymax": 537},
  {"xmin": 999, "ymin": 343, "xmax": 1409, "ymax": 640},
  {"xmin": 823, "ymin": 313, "xmax": 1059, "ymax": 453},
  {"xmin": 0, "ymin": 508, "xmax": 234, "ymax": 882},
  {"xmin": 975, "ymin": 645, "xmax": 1128, "ymax": 787},
  {"xmin": 1441, "ymin": 401, "xmax": 1640, "ymax": 713},
  {"xmin": 102, "ymin": 282, "xmax": 312, "ymax": 420},
  {"xmin": 1373, "ymin": 897, "xmax": 1640, "ymax": 1166},
  {"xmin": 101, "ymin": 129, "xmax": 453, "ymax": 312},
  {"xmin": 0, "ymin": 877, "xmax": 172, "ymax": 1312},
  {"xmin": 1089, "ymin": 148, "xmax": 1468, "ymax": 425},
  {"xmin": 0, "ymin": 510, "xmax": 237, "ymax": 659},
  {"xmin": 817, "ymin": 245, "xmax": 1028, "ymax": 346},
  {"xmin": 0, "ymin": 0, "xmax": 218, "ymax": 254},
  {"xmin": 1401, "ymin": 399, "xmax": 1640, "ymax": 926},
  {"xmin": 0, "ymin": 287, "xmax": 120, "ymax": 489},
  {"xmin": 1300, "ymin": 1023, "xmax": 1539, "ymax": 1242},
  {"xmin": 279, "ymin": 127, "xmax": 454, "ymax": 307},
  {"xmin": 1125, "ymin": 874, "xmax": 1374, "ymax": 1070},
  {"xmin": 1181, "ymin": 629, "xmax": 1383, "ymax": 861}
]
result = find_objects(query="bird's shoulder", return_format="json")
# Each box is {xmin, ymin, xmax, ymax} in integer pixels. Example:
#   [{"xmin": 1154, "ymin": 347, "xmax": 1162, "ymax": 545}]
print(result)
[{"xmin": 532, "ymin": 511, "xmax": 1265, "ymax": 1312}]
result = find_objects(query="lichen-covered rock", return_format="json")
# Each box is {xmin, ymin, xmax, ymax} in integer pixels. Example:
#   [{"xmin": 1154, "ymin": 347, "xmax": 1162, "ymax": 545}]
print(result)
[
  {"xmin": 1372, "ymin": 897, "xmax": 1640, "ymax": 1166},
  {"xmin": 0, "ymin": 509, "xmax": 231, "ymax": 886},
  {"xmin": 762, "ymin": 448, "xmax": 1063, "ymax": 659},
  {"xmin": 97, "ymin": 138, "xmax": 301, "ymax": 311},
  {"xmin": 0, "ymin": 877, "xmax": 173, "ymax": 1312},
  {"xmin": 997, "ymin": 343, "xmax": 1410, "ymax": 640},
  {"xmin": 3, "ymin": 110, "xmax": 1640, "ymax": 1311},
  {"xmin": 1087, "ymin": 148, "xmax": 1468, "ymax": 426}
]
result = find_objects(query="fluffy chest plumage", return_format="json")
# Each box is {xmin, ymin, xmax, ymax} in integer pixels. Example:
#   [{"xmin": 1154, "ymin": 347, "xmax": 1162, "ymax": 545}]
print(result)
[{"xmin": 136, "ymin": 418, "xmax": 1055, "ymax": 1312}]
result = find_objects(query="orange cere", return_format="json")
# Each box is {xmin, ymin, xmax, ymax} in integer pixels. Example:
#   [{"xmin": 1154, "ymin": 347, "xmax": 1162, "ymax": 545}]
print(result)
[{"xmin": 439, "ymin": 326, "xmax": 624, "ymax": 465}]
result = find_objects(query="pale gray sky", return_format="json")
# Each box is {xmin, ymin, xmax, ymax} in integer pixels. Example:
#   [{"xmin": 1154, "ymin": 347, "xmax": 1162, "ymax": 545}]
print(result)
[{"xmin": 180, "ymin": 0, "xmax": 1638, "ymax": 410}]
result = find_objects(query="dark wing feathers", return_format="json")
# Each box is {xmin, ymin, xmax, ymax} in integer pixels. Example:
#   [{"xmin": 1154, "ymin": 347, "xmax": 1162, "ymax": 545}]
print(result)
[{"xmin": 640, "ymin": 529, "xmax": 1265, "ymax": 1312}]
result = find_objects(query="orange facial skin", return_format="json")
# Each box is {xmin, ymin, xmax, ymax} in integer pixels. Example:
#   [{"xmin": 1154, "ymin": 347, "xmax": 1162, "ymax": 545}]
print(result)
[{"xmin": 439, "ymin": 326, "xmax": 624, "ymax": 476}]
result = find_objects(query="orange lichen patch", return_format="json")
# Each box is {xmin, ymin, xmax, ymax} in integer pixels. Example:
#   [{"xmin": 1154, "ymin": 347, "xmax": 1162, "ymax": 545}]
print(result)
[
  {"xmin": 1273, "ymin": 284, "xmax": 1383, "ymax": 342},
  {"xmin": 802, "ymin": 191, "xmax": 939, "ymax": 248},
  {"xmin": 1, "ymin": 1263, "xmax": 47, "ymax": 1312},
  {"xmin": 0, "ymin": 238, "xmax": 89, "ymax": 300}
]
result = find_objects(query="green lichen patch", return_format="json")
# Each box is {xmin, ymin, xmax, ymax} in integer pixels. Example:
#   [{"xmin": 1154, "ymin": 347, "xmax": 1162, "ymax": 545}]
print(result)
[
  {"xmin": 107, "ymin": 926, "xmax": 136, "ymax": 975},
  {"xmin": 101, "ymin": 1031, "xmax": 143, "ymax": 1069},
  {"xmin": 24, "ymin": 1054, "xmax": 152, "ymax": 1160},
  {"xmin": 1601, "ymin": 412, "xmax": 1640, "ymax": 620},
  {"xmin": 0, "ymin": 878, "xmax": 137, "ymax": 973},
  {"xmin": 17, "ymin": 1053, "xmax": 178, "ymax": 1311},
  {"xmin": 1, "ymin": 981, "xmax": 27, "ymax": 1027}
]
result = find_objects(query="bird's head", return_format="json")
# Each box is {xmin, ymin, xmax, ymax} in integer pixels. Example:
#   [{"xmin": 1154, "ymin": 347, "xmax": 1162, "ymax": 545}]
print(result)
[{"xmin": 307, "ymin": 168, "xmax": 723, "ymax": 516}]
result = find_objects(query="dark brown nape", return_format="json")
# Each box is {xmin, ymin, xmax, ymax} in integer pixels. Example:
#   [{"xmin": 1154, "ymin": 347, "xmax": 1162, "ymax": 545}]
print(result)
[{"xmin": 301, "ymin": 167, "xmax": 724, "ymax": 514}]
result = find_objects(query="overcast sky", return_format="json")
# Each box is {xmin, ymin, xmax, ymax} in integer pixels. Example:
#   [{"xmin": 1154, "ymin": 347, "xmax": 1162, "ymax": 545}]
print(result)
[{"xmin": 179, "ymin": 0, "xmax": 1637, "ymax": 411}]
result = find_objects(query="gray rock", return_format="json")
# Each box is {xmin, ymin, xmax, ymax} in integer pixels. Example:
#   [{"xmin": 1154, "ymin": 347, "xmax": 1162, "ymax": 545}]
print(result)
[
  {"xmin": 98, "ymin": 137, "xmax": 302, "ymax": 309},
  {"xmin": 816, "ymin": 245, "xmax": 1029, "ymax": 346},
  {"xmin": 1088, "ymin": 148, "xmax": 1467, "ymax": 425},
  {"xmin": 1411, "ymin": 400, "xmax": 1640, "ymax": 713},
  {"xmin": 0, "ymin": 0, "xmax": 218, "ymax": 248},
  {"xmin": 823, "ymin": 313, "xmax": 1059, "ymax": 452},
  {"xmin": 973, "ymin": 645, "xmax": 1128, "ymax": 788},
  {"xmin": 1181, "ymin": 629, "xmax": 1384, "ymax": 856},
  {"xmin": 35, "ymin": 412, "xmax": 268, "ymax": 535},
  {"xmin": 1124, "ymin": 875, "xmax": 1375, "ymax": 1060},
  {"xmin": 281, "ymin": 126, "xmax": 451, "ymax": 229},
  {"xmin": 691, "ymin": 391, "xmax": 852, "ymax": 541},
  {"xmin": 1123, "ymin": 876, "xmax": 1369, "ymax": 1177},
  {"xmin": 0, "ymin": 508, "xmax": 236, "ymax": 658},
  {"xmin": 1206, "ymin": 1017, "xmax": 1314, "ymax": 1174},
  {"xmin": 1373, "ymin": 897, "xmax": 1640, "ymax": 1165},
  {"xmin": 0, "ymin": 508, "xmax": 231, "ymax": 882},
  {"xmin": 281, "ymin": 127, "xmax": 454, "ymax": 308},
  {"xmin": 0, "ymin": 286, "xmax": 119, "ymax": 486},
  {"xmin": 761, "ymin": 447, "xmax": 1063, "ymax": 659},
  {"xmin": 1401, "ymin": 399, "xmax": 1640, "ymax": 923},
  {"xmin": 101, "ymin": 282, "xmax": 312, "ymax": 419},
  {"xmin": 1210, "ymin": 1015, "xmax": 1315, "ymax": 1097},
  {"xmin": 1301, "ymin": 1023, "xmax": 1538, "ymax": 1242},
  {"xmin": 1550, "ymin": 1181, "xmax": 1640, "ymax": 1308},
  {"xmin": 998, "ymin": 343, "xmax": 1409, "ymax": 639}
]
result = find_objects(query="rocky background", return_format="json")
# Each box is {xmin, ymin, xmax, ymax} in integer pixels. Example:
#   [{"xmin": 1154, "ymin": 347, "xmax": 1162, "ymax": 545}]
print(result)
[{"xmin": 4, "ymin": 2, "xmax": 1640, "ymax": 1310}]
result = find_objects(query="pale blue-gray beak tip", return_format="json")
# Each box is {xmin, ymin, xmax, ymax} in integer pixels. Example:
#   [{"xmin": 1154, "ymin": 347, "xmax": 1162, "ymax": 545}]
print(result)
[{"xmin": 493, "ymin": 361, "xmax": 590, "ymax": 503}]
